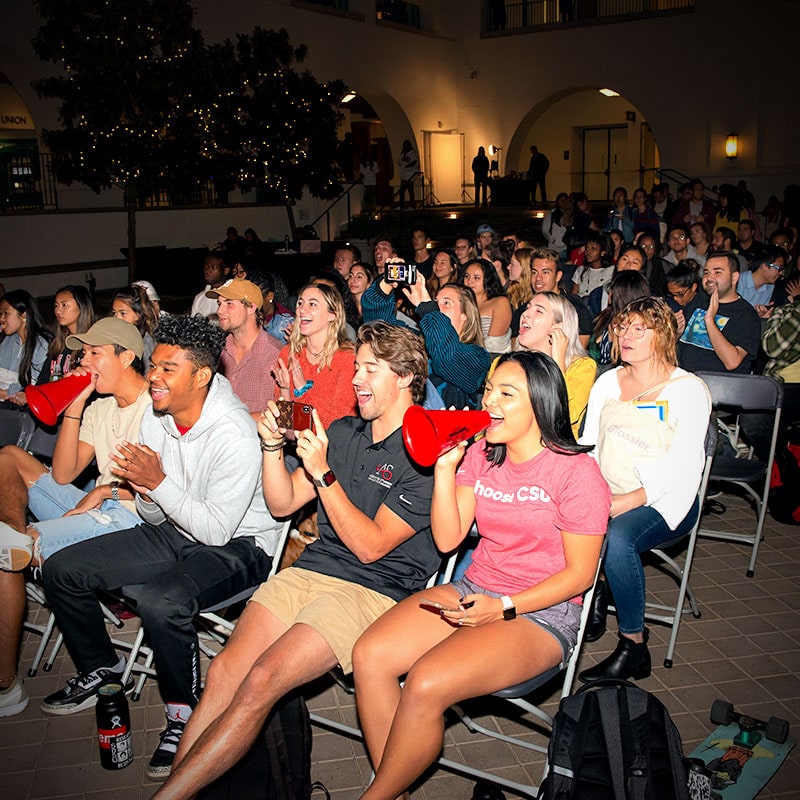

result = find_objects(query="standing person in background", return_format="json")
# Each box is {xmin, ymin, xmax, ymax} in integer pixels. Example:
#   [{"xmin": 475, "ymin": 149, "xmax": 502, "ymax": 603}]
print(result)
[
  {"xmin": 472, "ymin": 146, "xmax": 490, "ymax": 208},
  {"xmin": 527, "ymin": 145, "xmax": 550, "ymax": 203},
  {"xmin": 542, "ymin": 192, "xmax": 572, "ymax": 258},
  {"xmin": 360, "ymin": 152, "xmax": 379, "ymax": 212},
  {"xmin": 0, "ymin": 290, "xmax": 51, "ymax": 403},
  {"xmin": 604, "ymin": 187, "xmax": 634, "ymax": 242},
  {"xmin": 411, "ymin": 227, "xmax": 435, "ymax": 279},
  {"xmin": 41, "ymin": 285, "xmax": 95, "ymax": 383},
  {"xmin": 190, "ymin": 252, "xmax": 230, "ymax": 321},
  {"xmin": 397, "ymin": 139, "xmax": 418, "ymax": 211}
]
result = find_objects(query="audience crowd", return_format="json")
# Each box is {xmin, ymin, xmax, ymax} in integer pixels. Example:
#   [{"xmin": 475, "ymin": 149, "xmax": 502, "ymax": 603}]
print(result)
[{"xmin": 0, "ymin": 180, "xmax": 798, "ymax": 799}]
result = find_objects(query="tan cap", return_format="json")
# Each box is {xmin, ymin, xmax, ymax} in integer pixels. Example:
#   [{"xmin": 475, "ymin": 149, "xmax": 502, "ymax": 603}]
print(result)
[
  {"xmin": 66, "ymin": 317, "xmax": 145, "ymax": 359},
  {"xmin": 206, "ymin": 278, "xmax": 263, "ymax": 307}
]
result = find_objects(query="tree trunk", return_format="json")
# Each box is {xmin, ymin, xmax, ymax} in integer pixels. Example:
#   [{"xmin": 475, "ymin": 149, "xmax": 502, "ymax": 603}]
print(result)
[
  {"xmin": 284, "ymin": 202, "xmax": 297, "ymax": 241},
  {"xmin": 126, "ymin": 192, "xmax": 137, "ymax": 283}
]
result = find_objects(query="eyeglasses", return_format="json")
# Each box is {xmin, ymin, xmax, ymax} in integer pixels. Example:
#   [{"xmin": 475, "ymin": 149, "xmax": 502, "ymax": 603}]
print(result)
[
  {"xmin": 641, "ymin": 244, "xmax": 656, "ymax": 250},
  {"xmin": 668, "ymin": 288, "xmax": 692, "ymax": 299},
  {"xmin": 766, "ymin": 262, "xmax": 784, "ymax": 272},
  {"xmin": 612, "ymin": 323, "xmax": 653, "ymax": 339},
  {"xmin": 668, "ymin": 234, "xmax": 687, "ymax": 242}
]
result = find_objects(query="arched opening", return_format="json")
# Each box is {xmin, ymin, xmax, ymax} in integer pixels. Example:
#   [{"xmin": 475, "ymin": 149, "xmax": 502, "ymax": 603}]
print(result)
[
  {"xmin": 0, "ymin": 69, "xmax": 43, "ymax": 209},
  {"xmin": 508, "ymin": 88, "xmax": 660, "ymax": 202}
]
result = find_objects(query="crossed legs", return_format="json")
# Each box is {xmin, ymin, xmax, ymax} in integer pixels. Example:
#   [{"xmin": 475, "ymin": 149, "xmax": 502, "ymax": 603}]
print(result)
[{"xmin": 352, "ymin": 585, "xmax": 563, "ymax": 800}]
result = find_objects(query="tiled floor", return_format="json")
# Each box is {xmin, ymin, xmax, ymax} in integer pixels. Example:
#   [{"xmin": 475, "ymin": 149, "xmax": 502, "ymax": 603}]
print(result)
[{"xmin": 2, "ymin": 493, "xmax": 799, "ymax": 799}]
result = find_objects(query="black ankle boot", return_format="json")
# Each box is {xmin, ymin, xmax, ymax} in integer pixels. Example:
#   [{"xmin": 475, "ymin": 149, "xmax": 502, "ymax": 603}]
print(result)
[
  {"xmin": 583, "ymin": 578, "xmax": 609, "ymax": 643},
  {"xmin": 578, "ymin": 629, "xmax": 651, "ymax": 683}
]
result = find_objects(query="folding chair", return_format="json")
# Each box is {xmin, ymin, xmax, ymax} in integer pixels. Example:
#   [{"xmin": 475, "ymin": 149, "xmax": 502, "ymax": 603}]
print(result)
[
  {"xmin": 309, "ymin": 545, "xmax": 606, "ymax": 799},
  {"xmin": 696, "ymin": 372, "xmax": 784, "ymax": 577}
]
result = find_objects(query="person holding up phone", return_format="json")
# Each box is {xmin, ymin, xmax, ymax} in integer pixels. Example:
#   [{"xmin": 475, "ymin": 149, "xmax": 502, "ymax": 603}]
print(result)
[
  {"xmin": 272, "ymin": 282, "xmax": 357, "ymax": 427},
  {"xmin": 351, "ymin": 352, "xmax": 610, "ymax": 800}
]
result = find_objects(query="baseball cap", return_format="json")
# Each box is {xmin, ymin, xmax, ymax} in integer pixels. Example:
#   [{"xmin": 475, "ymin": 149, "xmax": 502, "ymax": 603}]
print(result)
[
  {"xmin": 131, "ymin": 280, "xmax": 160, "ymax": 303},
  {"xmin": 206, "ymin": 278, "xmax": 263, "ymax": 307},
  {"xmin": 476, "ymin": 224, "xmax": 495, "ymax": 235},
  {"xmin": 66, "ymin": 317, "xmax": 144, "ymax": 359}
]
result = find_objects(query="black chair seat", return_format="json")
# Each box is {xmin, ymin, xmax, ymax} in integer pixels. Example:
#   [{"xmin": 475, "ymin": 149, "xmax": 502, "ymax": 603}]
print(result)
[{"xmin": 710, "ymin": 455, "xmax": 766, "ymax": 485}]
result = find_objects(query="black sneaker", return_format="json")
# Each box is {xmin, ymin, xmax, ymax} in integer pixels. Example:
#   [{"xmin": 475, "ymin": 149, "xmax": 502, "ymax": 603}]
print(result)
[
  {"xmin": 41, "ymin": 659, "xmax": 128, "ymax": 716},
  {"xmin": 147, "ymin": 713, "xmax": 188, "ymax": 781}
]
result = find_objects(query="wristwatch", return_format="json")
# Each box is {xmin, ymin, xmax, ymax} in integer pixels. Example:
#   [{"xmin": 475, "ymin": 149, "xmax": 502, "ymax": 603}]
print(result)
[
  {"xmin": 313, "ymin": 470, "xmax": 337, "ymax": 489},
  {"xmin": 110, "ymin": 481, "xmax": 121, "ymax": 502},
  {"xmin": 500, "ymin": 595, "xmax": 517, "ymax": 621}
]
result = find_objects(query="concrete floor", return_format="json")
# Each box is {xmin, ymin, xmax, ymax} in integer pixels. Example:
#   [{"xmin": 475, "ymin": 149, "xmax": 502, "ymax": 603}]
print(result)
[{"xmin": 2, "ymin": 492, "xmax": 799, "ymax": 799}]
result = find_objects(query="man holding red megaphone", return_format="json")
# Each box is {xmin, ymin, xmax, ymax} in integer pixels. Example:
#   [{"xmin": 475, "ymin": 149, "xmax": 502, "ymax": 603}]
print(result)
[{"xmin": 0, "ymin": 318, "xmax": 150, "ymax": 718}]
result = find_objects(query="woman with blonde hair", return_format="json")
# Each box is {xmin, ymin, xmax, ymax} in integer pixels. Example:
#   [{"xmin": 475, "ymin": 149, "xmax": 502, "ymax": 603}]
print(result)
[
  {"xmin": 506, "ymin": 247, "xmax": 534, "ymax": 312},
  {"xmin": 273, "ymin": 282, "xmax": 357, "ymax": 427}
]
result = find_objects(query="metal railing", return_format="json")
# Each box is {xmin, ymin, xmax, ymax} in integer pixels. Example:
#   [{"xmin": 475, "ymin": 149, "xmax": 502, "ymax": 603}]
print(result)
[
  {"xmin": 309, "ymin": 179, "xmax": 364, "ymax": 241},
  {"xmin": 486, "ymin": 0, "xmax": 694, "ymax": 33},
  {"xmin": 0, "ymin": 151, "xmax": 59, "ymax": 211}
]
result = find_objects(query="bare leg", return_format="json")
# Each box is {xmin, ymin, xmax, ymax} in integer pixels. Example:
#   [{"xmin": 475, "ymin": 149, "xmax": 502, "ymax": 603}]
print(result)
[
  {"xmin": 359, "ymin": 617, "xmax": 563, "ymax": 800},
  {"xmin": 154, "ymin": 617, "xmax": 338, "ymax": 800}
]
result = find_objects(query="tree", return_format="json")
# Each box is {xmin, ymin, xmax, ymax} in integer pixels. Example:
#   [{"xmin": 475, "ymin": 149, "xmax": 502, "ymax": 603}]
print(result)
[
  {"xmin": 32, "ymin": 0, "xmax": 209, "ymax": 279},
  {"xmin": 200, "ymin": 27, "xmax": 345, "ymax": 234}
]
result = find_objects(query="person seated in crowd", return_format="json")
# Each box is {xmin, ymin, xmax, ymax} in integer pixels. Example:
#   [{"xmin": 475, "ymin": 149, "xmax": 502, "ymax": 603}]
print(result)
[
  {"xmin": 578, "ymin": 297, "xmax": 711, "ymax": 682},
  {"xmin": 737, "ymin": 254, "xmax": 787, "ymax": 318},
  {"xmin": 347, "ymin": 261, "xmax": 377, "ymax": 324},
  {"xmin": 631, "ymin": 187, "xmax": 660, "ymax": 238},
  {"xmin": 0, "ymin": 289, "xmax": 51, "ymax": 404},
  {"xmin": 714, "ymin": 183, "xmax": 747, "ymax": 236},
  {"xmin": 210, "ymin": 278, "xmax": 282, "ymax": 417},
  {"xmin": 664, "ymin": 260, "xmax": 704, "ymax": 331},
  {"xmin": 506, "ymin": 247, "xmax": 534, "ymax": 313},
  {"xmin": 351, "ymin": 351, "xmax": 610, "ymax": 800},
  {"xmin": 710, "ymin": 226, "xmax": 746, "ymax": 269},
  {"xmin": 587, "ymin": 243, "xmax": 649, "ymax": 316},
  {"xmin": 604, "ymin": 186, "xmax": 634, "ymax": 242},
  {"xmin": 476, "ymin": 223, "xmax": 495, "ymax": 254},
  {"xmin": 454, "ymin": 236, "xmax": 478, "ymax": 268},
  {"xmin": 513, "ymin": 248, "xmax": 593, "ymax": 348},
  {"xmin": 677, "ymin": 252, "xmax": 761, "ymax": 375},
  {"xmin": 312, "ymin": 270, "xmax": 363, "ymax": 338},
  {"xmin": 736, "ymin": 218, "xmax": 766, "ymax": 267},
  {"xmin": 373, "ymin": 237, "xmax": 398, "ymax": 275},
  {"xmin": 411, "ymin": 227, "xmax": 434, "ymax": 279},
  {"xmin": 588, "ymin": 271, "xmax": 651, "ymax": 368},
  {"xmin": 151, "ymin": 322, "xmax": 440, "ymax": 800},
  {"xmin": 665, "ymin": 223, "xmax": 706, "ymax": 268},
  {"xmin": 273, "ymin": 282, "xmax": 357, "ymax": 427},
  {"xmin": 571, "ymin": 234, "xmax": 614, "ymax": 299},
  {"xmin": 689, "ymin": 220, "xmax": 711, "ymax": 258},
  {"xmin": 364, "ymin": 273, "xmax": 491, "ymax": 410},
  {"xmin": 542, "ymin": 192, "xmax": 572, "ymax": 258},
  {"xmin": 462, "ymin": 258, "xmax": 512, "ymax": 353},
  {"xmin": 516, "ymin": 292, "xmax": 596, "ymax": 435},
  {"xmin": 132, "ymin": 280, "xmax": 165, "ymax": 318},
  {"xmin": 244, "ymin": 269, "xmax": 294, "ymax": 342},
  {"xmin": 40, "ymin": 315, "xmax": 282, "ymax": 781},
  {"xmin": 607, "ymin": 229, "xmax": 625, "ymax": 266},
  {"xmin": 190, "ymin": 251, "xmax": 231, "ymax": 320},
  {"xmin": 0, "ymin": 319, "xmax": 149, "ymax": 718},
  {"xmin": 571, "ymin": 192, "xmax": 600, "ymax": 235},
  {"xmin": 40, "ymin": 285, "xmax": 95, "ymax": 382},
  {"xmin": 672, "ymin": 178, "xmax": 716, "ymax": 229},
  {"xmin": 332, "ymin": 244, "xmax": 362, "ymax": 280},
  {"xmin": 112, "ymin": 283, "xmax": 160, "ymax": 365},
  {"xmin": 426, "ymin": 249, "xmax": 459, "ymax": 298}
]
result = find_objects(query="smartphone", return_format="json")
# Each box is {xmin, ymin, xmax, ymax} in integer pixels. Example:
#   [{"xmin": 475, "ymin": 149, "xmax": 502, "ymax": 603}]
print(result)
[
  {"xmin": 275, "ymin": 399, "xmax": 314, "ymax": 431},
  {"xmin": 384, "ymin": 260, "xmax": 417, "ymax": 285},
  {"xmin": 418, "ymin": 598, "xmax": 474, "ymax": 613}
]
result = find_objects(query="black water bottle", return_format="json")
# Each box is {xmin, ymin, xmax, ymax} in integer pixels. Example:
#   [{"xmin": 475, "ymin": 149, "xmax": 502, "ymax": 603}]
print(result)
[{"xmin": 95, "ymin": 683, "xmax": 133, "ymax": 769}]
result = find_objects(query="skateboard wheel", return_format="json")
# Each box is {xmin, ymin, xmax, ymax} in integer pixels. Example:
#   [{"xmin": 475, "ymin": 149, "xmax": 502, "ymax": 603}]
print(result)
[
  {"xmin": 710, "ymin": 699, "xmax": 734, "ymax": 726},
  {"xmin": 766, "ymin": 716, "xmax": 789, "ymax": 744}
]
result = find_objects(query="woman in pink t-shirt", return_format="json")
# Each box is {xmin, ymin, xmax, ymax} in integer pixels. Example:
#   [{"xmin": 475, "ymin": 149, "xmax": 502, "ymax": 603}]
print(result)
[{"xmin": 352, "ymin": 351, "xmax": 610, "ymax": 800}]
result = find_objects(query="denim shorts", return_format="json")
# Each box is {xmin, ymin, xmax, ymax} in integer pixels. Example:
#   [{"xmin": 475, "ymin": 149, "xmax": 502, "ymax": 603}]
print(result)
[
  {"xmin": 27, "ymin": 471, "xmax": 141, "ymax": 560},
  {"xmin": 450, "ymin": 575, "xmax": 582, "ymax": 668}
]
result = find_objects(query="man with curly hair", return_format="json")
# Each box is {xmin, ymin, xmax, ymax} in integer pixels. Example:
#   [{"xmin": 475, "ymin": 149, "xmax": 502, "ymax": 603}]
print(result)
[{"xmin": 40, "ymin": 315, "xmax": 284, "ymax": 781}]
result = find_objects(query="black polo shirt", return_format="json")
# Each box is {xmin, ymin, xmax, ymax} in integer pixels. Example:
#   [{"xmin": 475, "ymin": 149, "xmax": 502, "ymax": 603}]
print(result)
[{"xmin": 294, "ymin": 415, "xmax": 438, "ymax": 602}]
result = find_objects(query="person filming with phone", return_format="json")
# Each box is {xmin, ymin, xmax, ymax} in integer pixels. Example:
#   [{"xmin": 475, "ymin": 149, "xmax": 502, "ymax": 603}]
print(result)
[{"xmin": 152, "ymin": 321, "xmax": 440, "ymax": 800}]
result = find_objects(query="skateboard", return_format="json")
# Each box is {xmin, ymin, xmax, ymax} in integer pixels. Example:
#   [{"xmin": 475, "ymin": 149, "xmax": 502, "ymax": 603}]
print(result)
[{"xmin": 688, "ymin": 699, "xmax": 795, "ymax": 799}]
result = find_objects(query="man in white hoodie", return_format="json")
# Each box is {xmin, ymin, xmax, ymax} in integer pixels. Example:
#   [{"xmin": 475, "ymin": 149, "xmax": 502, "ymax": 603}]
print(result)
[{"xmin": 40, "ymin": 315, "xmax": 283, "ymax": 782}]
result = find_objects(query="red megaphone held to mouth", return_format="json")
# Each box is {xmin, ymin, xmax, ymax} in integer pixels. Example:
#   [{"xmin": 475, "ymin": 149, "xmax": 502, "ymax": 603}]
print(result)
[
  {"xmin": 402, "ymin": 406, "xmax": 491, "ymax": 467},
  {"xmin": 25, "ymin": 372, "xmax": 92, "ymax": 426}
]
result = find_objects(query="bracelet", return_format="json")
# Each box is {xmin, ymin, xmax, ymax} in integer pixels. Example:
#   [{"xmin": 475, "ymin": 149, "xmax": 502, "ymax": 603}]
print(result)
[
  {"xmin": 63, "ymin": 414, "xmax": 81, "ymax": 421},
  {"xmin": 293, "ymin": 380, "xmax": 314, "ymax": 398},
  {"xmin": 260, "ymin": 439, "xmax": 286, "ymax": 452}
]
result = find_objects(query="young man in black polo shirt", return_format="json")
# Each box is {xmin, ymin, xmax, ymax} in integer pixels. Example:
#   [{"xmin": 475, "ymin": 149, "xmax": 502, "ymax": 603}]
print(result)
[{"xmin": 154, "ymin": 321, "xmax": 438, "ymax": 800}]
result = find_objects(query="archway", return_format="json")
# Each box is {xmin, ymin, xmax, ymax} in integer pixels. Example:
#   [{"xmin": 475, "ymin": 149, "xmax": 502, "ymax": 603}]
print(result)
[{"xmin": 507, "ymin": 88, "xmax": 660, "ymax": 202}]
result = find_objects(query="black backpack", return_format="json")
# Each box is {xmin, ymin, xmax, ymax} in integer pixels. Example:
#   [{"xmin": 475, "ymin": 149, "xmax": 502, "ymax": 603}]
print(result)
[{"xmin": 538, "ymin": 679, "xmax": 689, "ymax": 800}]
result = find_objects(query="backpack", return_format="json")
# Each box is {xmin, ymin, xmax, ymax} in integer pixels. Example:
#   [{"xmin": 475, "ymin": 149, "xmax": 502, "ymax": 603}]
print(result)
[
  {"xmin": 768, "ymin": 436, "xmax": 800, "ymax": 525},
  {"xmin": 538, "ymin": 679, "xmax": 689, "ymax": 800}
]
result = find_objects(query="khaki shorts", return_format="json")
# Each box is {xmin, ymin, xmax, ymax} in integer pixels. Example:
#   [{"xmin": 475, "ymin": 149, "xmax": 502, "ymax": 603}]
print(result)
[{"xmin": 250, "ymin": 567, "xmax": 396, "ymax": 673}]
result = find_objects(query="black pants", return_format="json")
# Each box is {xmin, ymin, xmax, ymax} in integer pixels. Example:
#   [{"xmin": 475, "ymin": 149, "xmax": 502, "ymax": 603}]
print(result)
[{"xmin": 42, "ymin": 521, "xmax": 272, "ymax": 706}]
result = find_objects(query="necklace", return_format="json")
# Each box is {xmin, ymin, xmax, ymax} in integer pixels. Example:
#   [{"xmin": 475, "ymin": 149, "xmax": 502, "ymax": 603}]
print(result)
[
  {"xmin": 111, "ymin": 381, "xmax": 148, "ymax": 439},
  {"xmin": 307, "ymin": 346, "xmax": 323, "ymax": 358}
]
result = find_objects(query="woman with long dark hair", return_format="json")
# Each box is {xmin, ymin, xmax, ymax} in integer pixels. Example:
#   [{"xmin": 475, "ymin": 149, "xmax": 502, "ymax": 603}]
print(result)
[
  {"xmin": 463, "ymin": 258, "xmax": 512, "ymax": 353},
  {"xmin": 41, "ymin": 284, "xmax": 95, "ymax": 382},
  {"xmin": 352, "ymin": 351, "xmax": 610, "ymax": 800},
  {"xmin": 112, "ymin": 284, "xmax": 159, "ymax": 365},
  {"xmin": 0, "ymin": 289, "xmax": 51, "ymax": 402}
]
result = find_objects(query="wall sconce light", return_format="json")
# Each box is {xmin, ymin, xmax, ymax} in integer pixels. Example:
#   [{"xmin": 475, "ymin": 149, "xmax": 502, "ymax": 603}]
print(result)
[
  {"xmin": 341, "ymin": 91, "xmax": 357, "ymax": 103},
  {"xmin": 725, "ymin": 133, "xmax": 739, "ymax": 160}
]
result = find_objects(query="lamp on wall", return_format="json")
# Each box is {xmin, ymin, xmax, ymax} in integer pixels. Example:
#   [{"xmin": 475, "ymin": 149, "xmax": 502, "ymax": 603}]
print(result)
[{"xmin": 725, "ymin": 133, "xmax": 739, "ymax": 160}]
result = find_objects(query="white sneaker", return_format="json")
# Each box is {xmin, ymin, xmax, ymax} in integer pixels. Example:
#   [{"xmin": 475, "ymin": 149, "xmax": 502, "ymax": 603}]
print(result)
[
  {"xmin": 0, "ymin": 521, "xmax": 33, "ymax": 572},
  {"xmin": 0, "ymin": 678, "xmax": 30, "ymax": 717}
]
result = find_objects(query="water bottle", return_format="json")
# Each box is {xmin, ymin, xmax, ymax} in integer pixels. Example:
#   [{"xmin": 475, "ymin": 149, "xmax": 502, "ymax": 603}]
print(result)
[
  {"xmin": 284, "ymin": 234, "xmax": 290, "ymax": 251},
  {"xmin": 95, "ymin": 683, "xmax": 133, "ymax": 769}
]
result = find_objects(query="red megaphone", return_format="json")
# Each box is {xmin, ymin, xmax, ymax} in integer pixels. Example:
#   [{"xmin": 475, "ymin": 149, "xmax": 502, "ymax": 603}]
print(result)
[
  {"xmin": 25, "ymin": 372, "xmax": 92, "ymax": 426},
  {"xmin": 402, "ymin": 406, "xmax": 491, "ymax": 467}
]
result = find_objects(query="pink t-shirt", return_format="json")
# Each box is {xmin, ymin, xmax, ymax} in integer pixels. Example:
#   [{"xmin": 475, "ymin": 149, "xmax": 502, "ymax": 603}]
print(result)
[{"xmin": 456, "ymin": 443, "xmax": 610, "ymax": 599}]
